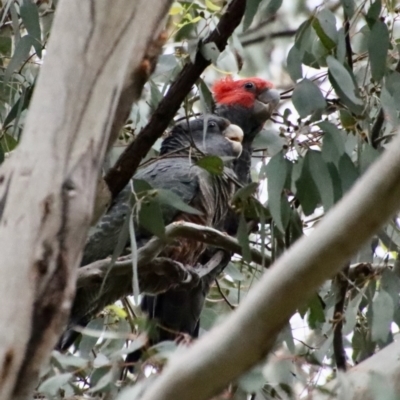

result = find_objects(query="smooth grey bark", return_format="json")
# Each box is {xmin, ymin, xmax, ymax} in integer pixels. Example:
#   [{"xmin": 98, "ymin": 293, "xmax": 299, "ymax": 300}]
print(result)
[{"xmin": 0, "ymin": 1, "xmax": 172, "ymax": 399}]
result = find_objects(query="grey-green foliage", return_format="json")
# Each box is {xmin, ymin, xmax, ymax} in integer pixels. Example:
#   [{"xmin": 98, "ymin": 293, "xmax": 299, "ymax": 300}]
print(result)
[{"xmin": 4, "ymin": 0, "xmax": 400, "ymax": 398}]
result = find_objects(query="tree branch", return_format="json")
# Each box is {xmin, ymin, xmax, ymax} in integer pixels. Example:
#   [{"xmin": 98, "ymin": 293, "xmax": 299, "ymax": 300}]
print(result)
[
  {"xmin": 332, "ymin": 264, "xmax": 350, "ymax": 371},
  {"xmin": 77, "ymin": 222, "xmax": 269, "ymax": 290},
  {"xmin": 138, "ymin": 121, "xmax": 400, "ymax": 400},
  {"xmin": 241, "ymin": 29, "xmax": 297, "ymax": 47},
  {"xmin": 104, "ymin": 0, "xmax": 247, "ymax": 200}
]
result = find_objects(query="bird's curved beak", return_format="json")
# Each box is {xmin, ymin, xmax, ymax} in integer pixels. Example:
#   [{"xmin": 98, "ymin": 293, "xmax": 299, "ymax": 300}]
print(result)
[
  {"xmin": 254, "ymin": 88, "xmax": 280, "ymax": 120},
  {"xmin": 223, "ymin": 124, "xmax": 244, "ymax": 157}
]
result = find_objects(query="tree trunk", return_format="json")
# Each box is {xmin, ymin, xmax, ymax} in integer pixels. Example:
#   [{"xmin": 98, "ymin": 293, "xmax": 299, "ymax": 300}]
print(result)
[{"xmin": 0, "ymin": 1, "xmax": 171, "ymax": 399}]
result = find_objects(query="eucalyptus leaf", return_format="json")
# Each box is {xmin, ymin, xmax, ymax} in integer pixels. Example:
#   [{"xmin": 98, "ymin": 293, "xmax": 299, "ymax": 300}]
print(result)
[
  {"xmin": 138, "ymin": 198, "xmax": 165, "ymax": 238},
  {"xmin": 243, "ymin": 0, "xmax": 263, "ymax": 31},
  {"xmin": 312, "ymin": 9, "xmax": 338, "ymax": 51},
  {"xmin": 295, "ymin": 156, "xmax": 320, "ymax": 216},
  {"xmin": 286, "ymin": 45, "xmax": 303, "ymax": 82},
  {"xmin": 237, "ymin": 212, "xmax": 251, "ymax": 262},
  {"xmin": 307, "ymin": 150, "xmax": 334, "ymax": 211},
  {"xmin": 196, "ymin": 155, "xmax": 224, "ymax": 175},
  {"xmin": 253, "ymin": 129, "xmax": 286, "ymax": 156},
  {"xmin": 371, "ymin": 290, "xmax": 394, "ymax": 342},
  {"xmin": 338, "ymin": 153, "xmax": 359, "ymax": 193},
  {"xmin": 20, "ymin": 0, "xmax": 41, "ymax": 57},
  {"xmin": 320, "ymin": 121, "xmax": 345, "ymax": 167},
  {"xmin": 292, "ymin": 78, "xmax": 326, "ymax": 118},
  {"xmin": 307, "ymin": 295, "xmax": 326, "ymax": 329},
  {"xmin": 327, "ymin": 55, "xmax": 363, "ymax": 114},
  {"xmin": 340, "ymin": 0, "xmax": 355, "ymax": 18},
  {"xmin": 3, "ymin": 84, "xmax": 34, "ymax": 128},
  {"xmin": 38, "ymin": 373, "xmax": 73, "ymax": 396},
  {"xmin": 366, "ymin": 0, "xmax": 382, "ymax": 28},
  {"xmin": 4, "ymin": 35, "xmax": 34, "ymax": 84},
  {"xmin": 238, "ymin": 365, "xmax": 265, "ymax": 392},
  {"xmin": 200, "ymin": 307, "xmax": 219, "ymax": 330},
  {"xmin": 368, "ymin": 20, "xmax": 389, "ymax": 82},
  {"xmin": 157, "ymin": 188, "xmax": 202, "ymax": 215},
  {"xmin": 266, "ymin": 152, "xmax": 290, "ymax": 232}
]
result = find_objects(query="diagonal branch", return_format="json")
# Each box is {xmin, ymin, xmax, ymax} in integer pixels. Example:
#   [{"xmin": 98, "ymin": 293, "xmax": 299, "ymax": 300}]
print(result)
[
  {"xmin": 104, "ymin": 0, "xmax": 247, "ymax": 200},
  {"xmin": 138, "ymin": 119, "xmax": 400, "ymax": 400}
]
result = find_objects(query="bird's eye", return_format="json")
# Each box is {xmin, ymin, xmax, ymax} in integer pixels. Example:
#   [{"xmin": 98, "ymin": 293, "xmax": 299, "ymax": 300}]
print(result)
[
  {"xmin": 208, "ymin": 121, "xmax": 217, "ymax": 128},
  {"xmin": 244, "ymin": 82, "xmax": 255, "ymax": 90}
]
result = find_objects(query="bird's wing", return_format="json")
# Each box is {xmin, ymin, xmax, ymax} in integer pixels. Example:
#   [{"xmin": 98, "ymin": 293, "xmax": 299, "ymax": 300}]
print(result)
[{"xmin": 81, "ymin": 158, "xmax": 202, "ymax": 266}]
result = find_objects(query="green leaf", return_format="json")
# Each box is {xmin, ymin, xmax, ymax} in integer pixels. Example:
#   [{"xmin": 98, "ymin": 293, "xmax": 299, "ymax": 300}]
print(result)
[
  {"xmin": 3, "ymin": 85, "xmax": 34, "ymax": 127},
  {"xmin": 380, "ymin": 86, "xmax": 399, "ymax": 126},
  {"xmin": 225, "ymin": 262, "xmax": 245, "ymax": 282},
  {"xmin": 238, "ymin": 365, "xmax": 265, "ymax": 392},
  {"xmin": 0, "ymin": 134, "xmax": 18, "ymax": 152},
  {"xmin": 338, "ymin": 153, "xmax": 358, "ymax": 193},
  {"xmin": 149, "ymin": 80, "xmax": 162, "ymax": 110},
  {"xmin": 326, "ymin": 163, "xmax": 343, "ymax": 203},
  {"xmin": 157, "ymin": 188, "xmax": 202, "ymax": 215},
  {"xmin": 265, "ymin": 0, "xmax": 283, "ymax": 15},
  {"xmin": 200, "ymin": 307, "xmax": 219, "ymax": 330},
  {"xmin": 336, "ymin": 28, "xmax": 346, "ymax": 64},
  {"xmin": 138, "ymin": 198, "xmax": 165, "ymax": 238},
  {"xmin": 196, "ymin": 155, "xmax": 224, "ymax": 175},
  {"xmin": 237, "ymin": 212, "xmax": 251, "ymax": 263},
  {"xmin": 312, "ymin": 9, "xmax": 338, "ymax": 51},
  {"xmin": 368, "ymin": 20, "xmax": 389, "ymax": 82},
  {"xmin": 343, "ymin": 290, "xmax": 364, "ymax": 335},
  {"xmin": 307, "ymin": 295, "xmax": 325, "ymax": 329},
  {"xmin": 0, "ymin": 36, "xmax": 11, "ymax": 56},
  {"xmin": 371, "ymin": 290, "xmax": 394, "ymax": 342},
  {"xmin": 20, "ymin": 0, "xmax": 41, "ymax": 57},
  {"xmin": 233, "ymin": 181, "xmax": 258, "ymax": 203},
  {"xmin": 266, "ymin": 152, "xmax": 290, "ymax": 232},
  {"xmin": 307, "ymin": 150, "xmax": 334, "ymax": 211},
  {"xmin": 292, "ymin": 78, "xmax": 326, "ymax": 118},
  {"xmin": 295, "ymin": 156, "xmax": 320, "ymax": 216},
  {"xmin": 366, "ymin": 0, "xmax": 381, "ymax": 28},
  {"xmin": 4, "ymin": 35, "xmax": 34, "ymax": 84},
  {"xmin": 288, "ymin": 208, "xmax": 303, "ymax": 244},
  {"xmin": 243, "ymin": 0, "xmax": 263, "ymax": 31},
  {"xmin": 360, "ymin": 143, "xmax": 380, "ymax": 174},
  {"xmin": 205, "ymin": 0, "xmax": 221, "ymax": 12},
  {"xmin": 320, "ymin": 121, "xmax": 345, "ymax": 167},
  {"xmin": 286, "ymin": 45, "xmax": 303, "ymax": 82},
  {"xmin": 253, "ymin": 129, "xmax": 286, "ymax": 156},
  {"xmin": 198, "ymin": 79, "xmax": 213, "ymax": 114},
  {"xmin": 326, "ymin": 55, "xmax": 363, "ymax": 114},
  {"xmin": 79, "ymin": 318, "xmax": 104, "ymax": 358},
  {"xmin": 38, "ymin": 373, "xmax": 73, "ymax": 396},
  {"xmin": 340, "ymin": 0, "xmax": 355, "ymax": 18},
  {"xmin": 89, "ymin": 368, "xmax": 113, "ymax": 393}
]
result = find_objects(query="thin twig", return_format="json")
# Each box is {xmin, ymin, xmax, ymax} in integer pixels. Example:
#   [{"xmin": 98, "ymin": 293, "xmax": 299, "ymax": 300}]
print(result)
[
  {"xmin": 332, "ymin": 263, "xmax": 350, "ymax": 371},
  {"xmin": 215, "ymin": 279, "xmax": 235, "ymax": 310}
]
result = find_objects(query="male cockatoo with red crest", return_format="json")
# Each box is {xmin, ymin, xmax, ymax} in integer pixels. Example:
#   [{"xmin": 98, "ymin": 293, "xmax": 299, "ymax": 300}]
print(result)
[{"xmin": 138, "ymin": 77, "xmax": 280, "ymax": 351}]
